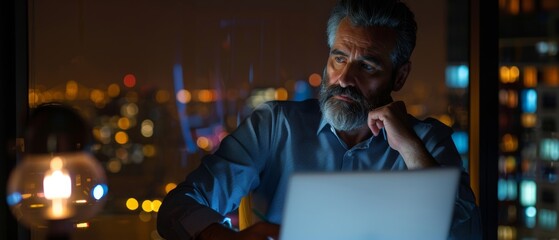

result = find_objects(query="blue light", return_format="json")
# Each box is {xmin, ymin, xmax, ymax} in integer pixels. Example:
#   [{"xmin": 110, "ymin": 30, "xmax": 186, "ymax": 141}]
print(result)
[
  {"xmin": 293, "ymin": 80, "xmax": 312, "ymax": 101},
  {"xmin": 6, "ymin": 192, "xmax": 22, "ymax": 206},
  {"xmin": 507, "ymin": 179, "xmax": 517, "ymax": 200},
  {"xmin": 445, "ymin": 65, "xmax": 469, "ymax": 88},
  {"xmin": 521, "ymin": 89, "xmax": 537, "ymax": 113},
  {"xmin": 526, "ymin": 206, "xmax": 537, "ymax": 228},
  {"xmin": 540, "ymin": 138, "xmax": 559, "ymax": 161},
  {"xmin": 520, "ymin": 180, "xmax": 536, "ymax": 206},
  {"xmin": 526, "ymin": 206, "xmax": 537, "ymax": 217},
  {"xmin": 173, "ymin": 63, "xmax": 197, "ymax": 156},
  {"xmin": 539, "ymin": 209, "xmax": 557, "ymax": 230},
  {"xmin": 92, "ymin": 184, "xmax": 108, "ymax": 200},
  {"xmin": 498, "ymin": 178, "xmax": 507, "ymax": 201},
  {"xmin": 451, "ymin": 131, "xmax": 469, "ymax": 154}
]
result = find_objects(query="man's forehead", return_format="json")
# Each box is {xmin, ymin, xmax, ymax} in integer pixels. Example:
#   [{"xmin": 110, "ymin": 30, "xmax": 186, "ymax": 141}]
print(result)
[{"xmin": 333, "ymin": 18, "xmax": 396, "ymax": 62}]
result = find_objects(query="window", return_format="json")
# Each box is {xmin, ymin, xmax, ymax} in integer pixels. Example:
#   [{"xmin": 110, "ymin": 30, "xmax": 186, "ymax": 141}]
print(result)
[{"xmin": 27, "ymin": 0, "xmax": 470, "ymax": 238}]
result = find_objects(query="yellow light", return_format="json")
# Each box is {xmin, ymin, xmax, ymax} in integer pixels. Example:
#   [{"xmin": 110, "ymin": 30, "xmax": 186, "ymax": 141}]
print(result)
[
  {"xmin": 437, "ymin": 114, "xmax": 453, "ymax": 127},
  {"xmin": 142, "ymin": 200, "xmax": 153, "ymax": 212},
  {"xmin": 142, "ymin": 144, "xmax": 156, "ymax": 157},
  {"xmin": 21, "ymin": 193, "xmax": 32, "ymax": 199},
  {"xmin": 126, "ymin": 198, "xmax": 139, "ymax": 210},
  {"xmin": 152, "ymin": 200, "xmax": 162, "ymax": 212},
  {"xmin": 176, "ymin": 89, "xmax": 191, "ymax": 104},
  {"xmin": 65, "ymin": 80, "xmax": 78, "ymax": 100},
  {"xmin": 115, "ymin": 131, "xmax": 129, "ymax": 144},
  {"xmin": 521, "ymin": 113, "xmax": 537, "ymax": 128},
  {"xmin": 275, "ymin": 88, "xmax": 288, "ymax": 101},
  {"xmin": 30, "ymin": 204, "xmax": 45, "ymax": 208},
  {"xmin": 196, "ymin": 137, "xmax": 212, "ymax": 151},
  {"xmin": 28, "ymin": 89, "xmax": 41, "ymax": 106},
  {"xmin": 90, "ymin": 89, "xmax": 105, "ymax": 104},
  {"xmin": 92, "ymin": 128, "xmax": 101, "ymax": 141},
  {"xmin": 500, "ymin": 66, "xmax": 510, "ymax": 83},
  {"xmin": 76, "ymin": 222, "xmax": 89, "ymax": 228},
  {"xmin": 308, "ymin": 73, "xmax": 322, "ymax": 87},
  {"xmin": 505, "ymin": 156, "xmax": 516, "ymax": 173},
  {"xmin": 108, "ymin": 84, "xmax": 120, "ymax": 98},
  {"xmin": 501, "ymin": 134, "xmax": 518, "ymax": 152},
  {"xmin": 122, "ymin": 103, "xmax": 139, "ymax": 117},
  {"xmin": 509, "ymin": 66, "xmax": 520, "ymax": 82},
  {"xmin": 141, "ymin": 120, "xmax": 154, "ymax": 137},
  {"xmin": 75, "ymin": 199, "xmax": 87, "ymax": 204},
  {"xmin": 43, "ymin": 157, "xmax": 72, "ymax": 219},
  {"xmin": 265, "ymin": 88, "xmax": 276, "ymax": 101},
  {"xmin": 165, "ymin": 183, "xmax": 177, "ymax": 194},
  {"xmin": 498, "ymin": 225, "xmax": 516, "ymax": 240},
  {"xmin": 118, "ymin": 117, "xmax": 131, "ymax": 130}
]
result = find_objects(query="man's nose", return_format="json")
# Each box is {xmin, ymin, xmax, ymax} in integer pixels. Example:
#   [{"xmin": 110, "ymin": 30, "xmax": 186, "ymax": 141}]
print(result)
[{"xmin": 338, "ymin": 65, "xmax": 356, "ymax": 88}]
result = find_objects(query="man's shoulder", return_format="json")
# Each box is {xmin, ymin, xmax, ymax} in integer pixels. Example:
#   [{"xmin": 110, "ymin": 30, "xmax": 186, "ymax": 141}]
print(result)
[{"xmin": 408, "ymin": 115, "xmax": 454, "ymax": 138}]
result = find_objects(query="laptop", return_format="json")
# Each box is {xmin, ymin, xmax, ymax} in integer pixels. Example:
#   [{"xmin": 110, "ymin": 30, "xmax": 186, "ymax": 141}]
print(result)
[{"xmin": 279, "ymin": 167, "xmax": 460, "ymax": 240}]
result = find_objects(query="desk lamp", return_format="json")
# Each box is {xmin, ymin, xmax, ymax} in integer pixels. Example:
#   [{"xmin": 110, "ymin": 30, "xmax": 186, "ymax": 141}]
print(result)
[{"xmin": 6, "ymin": 103, "xmax": 108, "ymax": 240}]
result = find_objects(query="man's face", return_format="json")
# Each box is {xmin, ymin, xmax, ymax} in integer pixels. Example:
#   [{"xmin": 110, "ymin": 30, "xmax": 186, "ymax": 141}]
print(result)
[{"xmin": 320, "ymin": 18, "xmax": 400, "ymax": 132}]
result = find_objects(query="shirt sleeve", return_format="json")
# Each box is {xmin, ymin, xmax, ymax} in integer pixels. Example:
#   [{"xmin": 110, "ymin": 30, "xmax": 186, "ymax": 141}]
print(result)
[
  {"xmin": 157, "ymin": 103, "xmax": 276, "ymax": 240},
  {"xmin": 418, "ymin": 118, "xmax": 482, "ymax": 239}
]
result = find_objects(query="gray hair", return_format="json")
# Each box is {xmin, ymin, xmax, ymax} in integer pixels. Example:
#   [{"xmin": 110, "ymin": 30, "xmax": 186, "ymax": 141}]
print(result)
[{"xmin": 326, "ymin": 0, "xmax": 417, "ymax": 69}]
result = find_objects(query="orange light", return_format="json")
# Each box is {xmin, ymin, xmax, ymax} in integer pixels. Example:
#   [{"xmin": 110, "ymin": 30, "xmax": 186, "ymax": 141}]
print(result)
[
  {"xmin": 108, "ymin": 84, "xmax": 121, "ymax": 97},
  {"xmin": 165, "ymin": 183, "xmax": 177, "ymax": 194},
  {"xmin": 308, "ymin": 73, "xmax": 322, "ymax": 87},
  {"xmin": 523, "ymin": 66, "xmax": 537, "ymax": 87},
  {"xmin": 275, "ymin": 88, "xmax": 288, "ymax": 100},
  {"xmin": 198, "ymin": 90, "xmax": 213, "ymax": 102}
]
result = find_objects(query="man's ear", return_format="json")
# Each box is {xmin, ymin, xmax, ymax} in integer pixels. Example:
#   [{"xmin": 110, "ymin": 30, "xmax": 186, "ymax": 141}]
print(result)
[{"xmin": 393, "ymin": 61, "xmax": 411, "ymax": 92}]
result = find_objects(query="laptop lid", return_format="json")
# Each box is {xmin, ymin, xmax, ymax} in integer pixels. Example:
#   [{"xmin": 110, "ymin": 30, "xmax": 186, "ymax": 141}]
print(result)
[{"xmin": 279, "ymin": 167, "xmax": 460, "ymax": 240}]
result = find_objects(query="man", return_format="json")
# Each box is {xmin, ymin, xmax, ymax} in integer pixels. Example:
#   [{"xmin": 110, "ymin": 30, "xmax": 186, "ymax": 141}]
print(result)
[{"xmin": 157, "ymin": 0, "xmax": 481, "ymax": 239}]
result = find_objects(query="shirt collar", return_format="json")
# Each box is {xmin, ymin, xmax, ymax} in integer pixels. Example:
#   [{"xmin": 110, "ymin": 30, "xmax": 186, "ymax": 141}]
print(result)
[
  {"xmin": 317, "ymin": 117, "xmax": 330, "ymax": 135},
  {"xmin": 317, "ymin": 117, "xmax": 379, "ymax": 149}
]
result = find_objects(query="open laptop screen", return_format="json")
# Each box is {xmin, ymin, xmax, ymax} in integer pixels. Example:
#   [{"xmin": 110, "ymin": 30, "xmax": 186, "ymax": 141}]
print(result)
[{"xmin": 279, "ymin": 167, "xmax": 460, "ymax": 240}]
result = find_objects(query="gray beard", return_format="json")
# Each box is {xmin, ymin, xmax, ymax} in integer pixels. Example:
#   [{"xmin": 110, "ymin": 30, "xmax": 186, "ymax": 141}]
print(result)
[
  {"xmin": 320, "ymin": 94, "xmax": 369, "ymax": 132},
  {"xmin": 319, "ymin": 73, "xmax": 392, "ymax": 132}
]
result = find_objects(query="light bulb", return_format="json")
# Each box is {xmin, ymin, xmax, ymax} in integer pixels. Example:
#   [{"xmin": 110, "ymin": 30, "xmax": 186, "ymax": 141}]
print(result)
[
  {"xmin": 6, "ymin": 152, "xmax": 108, "ymax": 228},
  {"xmin": 5, "ymin": 102, "xmax": 108, "ymax": 233}
]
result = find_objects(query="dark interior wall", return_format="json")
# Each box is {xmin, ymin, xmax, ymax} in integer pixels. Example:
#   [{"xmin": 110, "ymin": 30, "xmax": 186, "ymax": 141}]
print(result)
[{"xmin": 1, "ymin": 0, "xmax": 29, "ymax": 239}]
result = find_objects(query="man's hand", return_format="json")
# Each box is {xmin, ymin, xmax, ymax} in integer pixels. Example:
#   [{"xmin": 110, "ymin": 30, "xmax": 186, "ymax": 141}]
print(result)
[
  {"xmin": 198, "ymin": 222, "xmax": 280, "ymax": 240},
  {"xmin": 367, "ymin": 101, "xmax": 438, "ymax": 169}
]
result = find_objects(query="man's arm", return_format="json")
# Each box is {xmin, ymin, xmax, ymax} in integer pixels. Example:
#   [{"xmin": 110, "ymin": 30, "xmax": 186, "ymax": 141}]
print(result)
[
  {"xmin": 368, "ymin": 100, "xmax": 481, "ymax": 238},
  {"xmin": 157, "ymin": 103, "xmax": 278, "ymax": 240}
]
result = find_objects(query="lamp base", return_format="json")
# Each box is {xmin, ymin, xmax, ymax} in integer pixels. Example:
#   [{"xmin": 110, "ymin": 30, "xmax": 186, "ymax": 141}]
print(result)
[{"xmin": 47, "ymin": 220, "xmax": 72, "ymax": 240}]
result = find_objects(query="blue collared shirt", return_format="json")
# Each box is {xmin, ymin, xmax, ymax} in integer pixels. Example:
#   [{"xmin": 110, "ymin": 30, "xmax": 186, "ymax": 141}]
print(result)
[{"xmin": 157, "ymin": 99, "xmax": 481, "ymax": 240}]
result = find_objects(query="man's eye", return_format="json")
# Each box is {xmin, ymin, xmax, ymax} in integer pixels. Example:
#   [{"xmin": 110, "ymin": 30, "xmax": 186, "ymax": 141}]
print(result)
[
  {"xmin": 334, "ymin": 56, "xmax": 345, "ymax": 63},
  {"xmin": 361, "ymin": 63, "xmax": 375, "ymax": 72}
]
